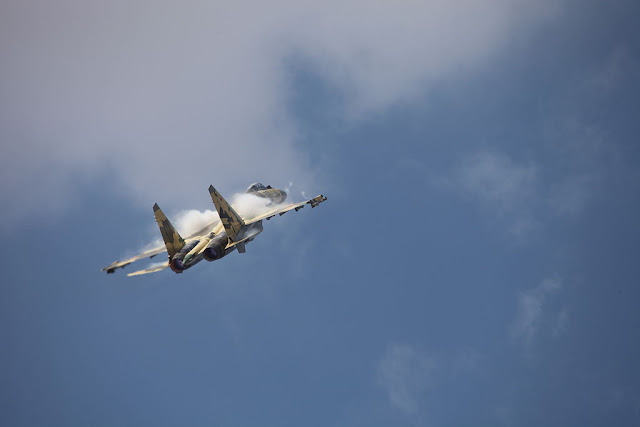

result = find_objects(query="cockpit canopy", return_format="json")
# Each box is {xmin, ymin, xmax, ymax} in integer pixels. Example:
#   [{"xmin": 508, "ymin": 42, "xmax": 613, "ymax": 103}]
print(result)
[{"xmin": 246, "ymin": 182, "xmax": 273, "ymax": 193}]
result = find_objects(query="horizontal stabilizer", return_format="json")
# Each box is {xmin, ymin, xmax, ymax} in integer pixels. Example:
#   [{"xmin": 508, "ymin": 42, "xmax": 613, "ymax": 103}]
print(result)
[{"xmin": 127, "ymin": 262, "xmax": 169, "ymax": 276}]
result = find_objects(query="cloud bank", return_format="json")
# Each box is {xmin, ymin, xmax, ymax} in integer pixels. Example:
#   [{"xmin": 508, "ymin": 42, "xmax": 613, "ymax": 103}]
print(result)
[{"xmin": 0, "ymin": 0, "xmax": 556, "ymax": 226}]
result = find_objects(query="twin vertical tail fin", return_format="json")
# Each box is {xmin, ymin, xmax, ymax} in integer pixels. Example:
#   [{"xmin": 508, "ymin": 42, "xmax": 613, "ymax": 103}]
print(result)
[
  {"xmin": 153, "ymin": 186, "xmax": 242, "ymax": 259},
  {"xmin": 208, "ymin": 185, "xmax": 245, "ymax": 240},
  {"xmin": 153, "ymin": 203, "xmax": 185, "ymax": 258}
]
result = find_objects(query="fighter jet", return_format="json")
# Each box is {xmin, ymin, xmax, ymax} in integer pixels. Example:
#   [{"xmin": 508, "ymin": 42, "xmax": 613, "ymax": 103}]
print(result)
[{"xmin": 102, "ymin": 183, "xmax": 327, "ymax": 276}]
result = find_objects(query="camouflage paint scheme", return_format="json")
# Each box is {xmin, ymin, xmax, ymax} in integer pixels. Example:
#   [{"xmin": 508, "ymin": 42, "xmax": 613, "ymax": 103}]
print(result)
[
  {"xmin": 102, "ymin": 183, "xmax": 327, "ymax": 276},
  {"xmin": 152, "ymin": 203, "xmax": 185, "ymax": 258}
]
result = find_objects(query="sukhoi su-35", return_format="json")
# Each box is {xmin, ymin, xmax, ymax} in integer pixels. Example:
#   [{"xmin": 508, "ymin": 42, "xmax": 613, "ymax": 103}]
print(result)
[{"xmin": 102, "ymin": 183, "xmax": 327, "ymax": 276}]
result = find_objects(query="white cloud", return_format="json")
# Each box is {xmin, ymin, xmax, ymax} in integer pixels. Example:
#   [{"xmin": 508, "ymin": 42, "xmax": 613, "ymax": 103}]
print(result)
[
  {"xmin": 377, "ymin": 343, "xmax": 434, "ymax": 416},
  {"xmin": 510, "ymin": 277, "xmax": 564, "ymax": 348},
  {"xmin": 0, "ymin": 0, "xmax": 556, "ymax": 226}
]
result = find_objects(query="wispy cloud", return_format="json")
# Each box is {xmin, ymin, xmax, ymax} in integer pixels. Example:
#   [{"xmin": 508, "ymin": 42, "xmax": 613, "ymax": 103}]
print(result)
[
  {"xmin": 439, "ymin": 37, "xmax": 638, "ymax": 239},
  {"xmin": 446, "ymin": 151, "xmax": 539, "ymax": 239},
  {"xmin": 451, "ymin": 347, "xmax": 484, "ymax": 376},
  {"xmin": 376, "ymin": 343, "xmax": 434, "ymax": 416},
  {"xmin": 510, "ymin": 277, "xmax": 566, "ymax": 348},
  {"xmin": 444, "ymin": 143, "xmax": 606, "ymax": 239},
  {"xmin": 551, "ymin": 307, "xmax": 570, "ymax": 339},
  {"xmin": 454, "ymin": 151, "xmax": 537, "ymax": 215}
]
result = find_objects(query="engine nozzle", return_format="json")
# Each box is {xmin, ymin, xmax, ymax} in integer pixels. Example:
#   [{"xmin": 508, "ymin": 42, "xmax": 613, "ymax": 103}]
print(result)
[
  {"xmin": 168, "ymin": 240, "xmax": 199, "ymax": 273},
  {"xmin": 170, "ymin": 258, "xmax": 185, "ymax": 273},
  {"xmin": 203, "ymin": 233, "xmax": 228, "ymax": 261},
  {"xmin": 203, "ymin": 247, "xmax": 218, "ymax": 261}
]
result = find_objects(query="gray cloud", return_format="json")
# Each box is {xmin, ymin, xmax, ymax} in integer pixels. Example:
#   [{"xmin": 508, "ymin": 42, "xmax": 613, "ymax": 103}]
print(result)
[{"xmin": 0, "ymin": 0, "xmax": 555, "ymax": 226}]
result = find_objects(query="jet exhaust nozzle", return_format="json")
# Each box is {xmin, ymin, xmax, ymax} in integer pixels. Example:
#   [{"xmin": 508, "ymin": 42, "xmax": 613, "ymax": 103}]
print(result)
[
  {"xmin": 170, "ymin": 258, "xmax": 185, "ymax": 273},
  {"xmin": 169, "ymin": 240, "xmax": 199, "ymax": 273},
  {"xmin": 203, "ymin": 234, "xmax": 228, "ymax": 261},
  {"xmin": 203, "ymin": 247, "xmax": 218, "ymax": 261}
]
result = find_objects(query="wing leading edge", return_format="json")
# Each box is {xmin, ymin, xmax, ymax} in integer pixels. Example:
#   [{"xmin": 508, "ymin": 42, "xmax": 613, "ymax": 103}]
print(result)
[{"xmin": 242, "ymin": 194, "xmax": 328, "ymax": 225}]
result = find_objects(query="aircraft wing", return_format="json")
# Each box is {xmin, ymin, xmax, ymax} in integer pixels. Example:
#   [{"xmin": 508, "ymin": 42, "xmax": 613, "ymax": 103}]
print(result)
[
  {"xmin": 101, "ymin": 244, "xmax": 167, "ymax": 274},
  {"xmin": 101, "ymin": 194, "xmax": 326, "ymax": 275},
  {"xmin": 242, "ymin": 194, "xmax": 327, "ymax": 225},
  {"xmin": 127, "ymin": 262, "xmax": 169, "ymax": 277}
]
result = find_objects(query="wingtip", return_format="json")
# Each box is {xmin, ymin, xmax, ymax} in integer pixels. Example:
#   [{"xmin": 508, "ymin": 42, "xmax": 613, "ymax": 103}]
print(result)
[
  {"xmin": 153, "ymin": 203, "xmax": 160, "ymax": 211},
  {"xmin": 308, "ymin": 195, "xmax": 327, "ymax": 208},
  {"xmin": 208, "ymin": 184, "xmax": 215, "ymax": 193}
]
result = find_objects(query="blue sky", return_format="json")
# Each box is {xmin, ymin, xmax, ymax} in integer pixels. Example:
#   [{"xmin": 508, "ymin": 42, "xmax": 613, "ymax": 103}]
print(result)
[{"xmin": 1, "ymin": 0, "xmax": 640, "ymax": 425}]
